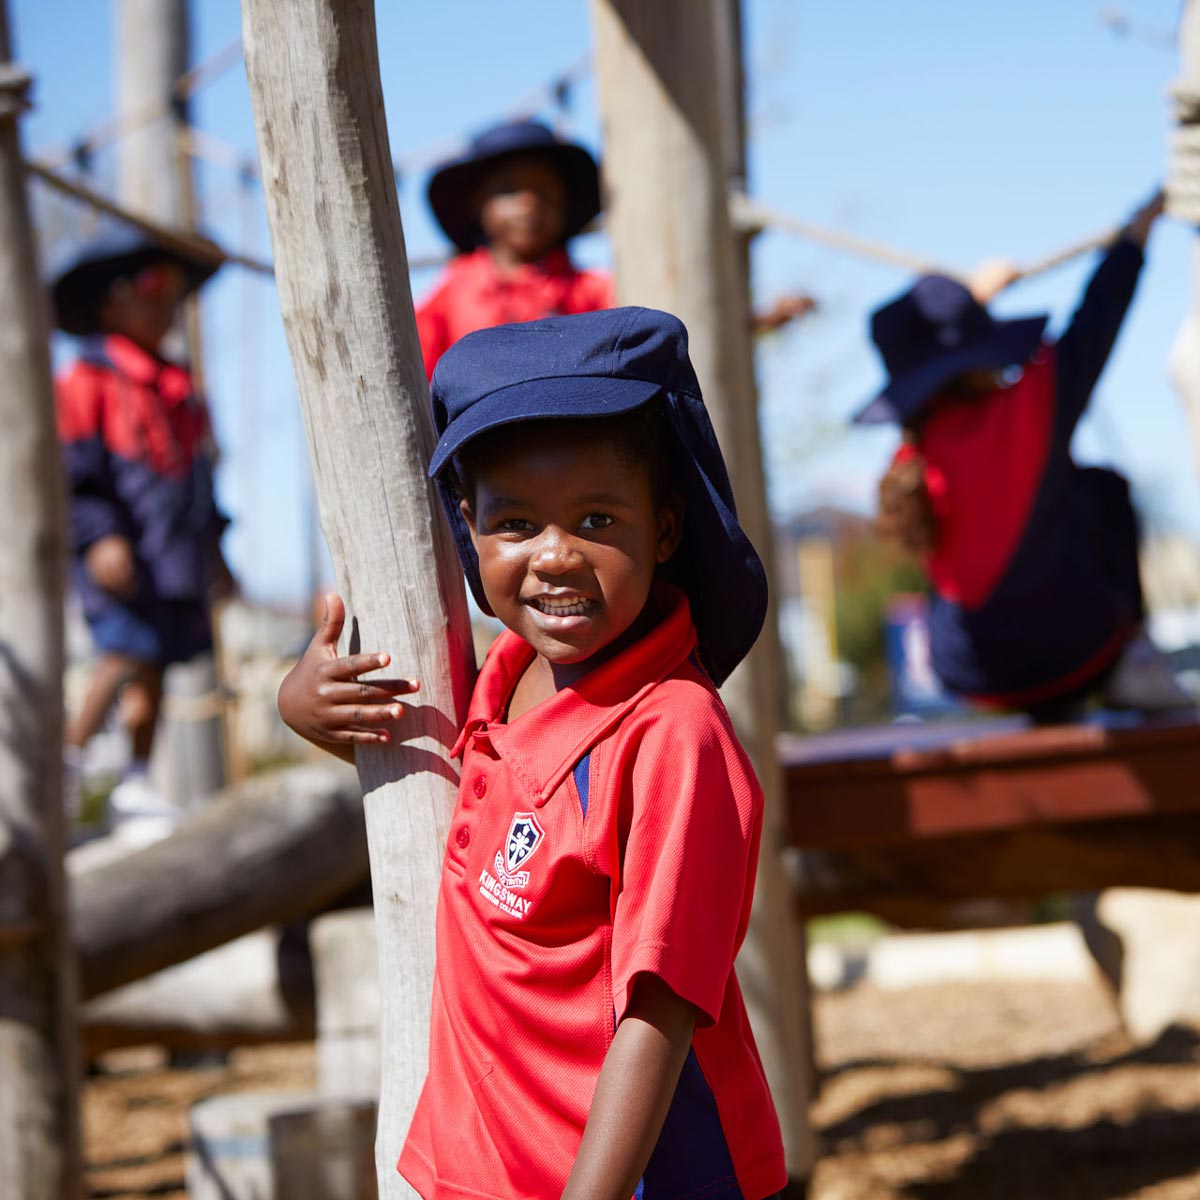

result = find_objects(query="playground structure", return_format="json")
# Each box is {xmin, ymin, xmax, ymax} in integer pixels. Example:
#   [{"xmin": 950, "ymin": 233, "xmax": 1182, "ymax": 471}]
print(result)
[{"xmin": 1, "ymin": 2, "xmax": 1199, "ymax": 1198}]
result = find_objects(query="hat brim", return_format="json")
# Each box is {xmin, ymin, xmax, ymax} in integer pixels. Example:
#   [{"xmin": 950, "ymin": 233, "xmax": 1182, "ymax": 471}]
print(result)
[
  {"xmin": 428, "ymin": 142, "xmax": 601, "ymax": 255},
  {"xmin": 854, "ymin": 315, "xmax": 1048, "ymax": 425},
  {"xmin": 429, "ymin": 382, "xmax": 767, "ymax": 687},
  {"xmin": 52, "ymin": 245, "xmax": 220, "ymax": 336}
]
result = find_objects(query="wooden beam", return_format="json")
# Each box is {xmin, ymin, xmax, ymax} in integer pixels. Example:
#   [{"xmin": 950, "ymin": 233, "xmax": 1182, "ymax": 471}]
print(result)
[
  {"xmin": 591, "ymin": 0, "xmax": 816, "ymax": 1176},
  {"xmin": 790, "ymin": 813, "xmax": 1200, "ymax": 917},
  {"xmin": 72, "ymin": 765, "xmax": 366, "ymax": 1000},
  {"xmin": 241, "ymin": 2, "xmax": 476, "ymax": 1193},
  {"xmin": 783, "ymin": 718, "xmax": 1200, "ymax": 850},
  {"xmin": 0, "ymin": 5, "xmax": 81, "ymax": 1194}
]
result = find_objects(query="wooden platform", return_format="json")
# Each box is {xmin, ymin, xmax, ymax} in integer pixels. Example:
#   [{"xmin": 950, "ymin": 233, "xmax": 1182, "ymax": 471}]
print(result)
[{"xmin": 780, "ymin": 713, "xmax": 1200, "ymax": 919}]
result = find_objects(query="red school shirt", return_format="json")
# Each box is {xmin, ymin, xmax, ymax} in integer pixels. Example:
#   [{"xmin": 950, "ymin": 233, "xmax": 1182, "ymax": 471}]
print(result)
[
  {"xmin": 414, "ymin": 245, "xmax": 614, "ymax": 379},
  {"xmin": 398, "ymin": 587, "xmax": 787, "ymax": 1200}
]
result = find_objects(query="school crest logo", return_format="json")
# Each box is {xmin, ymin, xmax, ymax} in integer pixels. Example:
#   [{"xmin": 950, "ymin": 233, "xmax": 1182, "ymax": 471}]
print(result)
[{"xmin": 493, "ymin": 812, "xmax": 545, "ymax": 890}]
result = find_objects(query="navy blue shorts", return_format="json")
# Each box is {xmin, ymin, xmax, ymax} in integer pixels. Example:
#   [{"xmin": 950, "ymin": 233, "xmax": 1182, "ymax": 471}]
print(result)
[{"xmin": 88, "ymin": 597, "xmax": 212, "ymax": 666}]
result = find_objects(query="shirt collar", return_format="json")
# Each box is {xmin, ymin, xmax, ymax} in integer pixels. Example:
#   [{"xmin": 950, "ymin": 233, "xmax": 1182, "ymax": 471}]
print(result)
[
  {"xmin": 452, "ymin": 584, "xmax": 698, "ymax": 806},
  {"xmin": 456, "ymin": 245, "xmax": 576, "ymax": 284},
  {"xmin": 103, "ymin": 335, "xmax": 194, "ymax": 405}
]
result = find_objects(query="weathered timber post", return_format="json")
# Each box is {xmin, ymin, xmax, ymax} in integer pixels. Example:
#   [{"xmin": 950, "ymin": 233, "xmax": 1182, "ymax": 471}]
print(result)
[
  {"xmin": 115, "ymin": 0, "xmax": 228, "ymax": 810},
  {"xmin": 0, "ymin": 3, "xmax": 81, "ymax": 1196},
  {"xmin": 241, "ymin": 1, "xmax": 476, "ymax": 1193},
  {"xmin": 1169, "ymin": 0, "xmax": 1200, "ymax": 455},
  {"xmin": 591, "ymin": 0, "xmax": 818, "ymax": 1181}
]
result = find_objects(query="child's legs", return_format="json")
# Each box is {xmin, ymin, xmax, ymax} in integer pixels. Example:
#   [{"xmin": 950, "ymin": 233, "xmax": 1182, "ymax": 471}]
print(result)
[
  {"xmin": 72, "ymin": 597, "xmax": 168, "ymax": 752},
  {"xmin": 67, "ymin": 653, "xmax": 143, "ymax": 748},
  {"xmin": 121, "ymin": 665, "xmax": 164, "ymax": 760},
  {"xmin": 1078, "ymin": 466, "xmax": 1144, "ymax": 624}
]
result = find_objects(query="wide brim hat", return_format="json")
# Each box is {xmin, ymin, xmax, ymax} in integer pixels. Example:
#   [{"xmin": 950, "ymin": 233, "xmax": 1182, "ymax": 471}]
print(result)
[
  {"xmin": 854, "ymin": 273, "xmax": 1048, "ymax": 426},
  {"xmin": 428, "ymin": 307, "xmax": 768, "ymax": 687},
  {"xmin": 427, "ymin": 119, "xmax": 601, "ymax": 255},
  {"xmin": 50, "ymin": 224, "xmax": 221, "ymax": 336}
]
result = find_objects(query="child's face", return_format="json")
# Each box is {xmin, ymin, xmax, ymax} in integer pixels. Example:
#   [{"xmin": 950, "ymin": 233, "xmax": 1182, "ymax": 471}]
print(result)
[
  {"xmin": 98, "ymin": 262, "xmax": 187, "ymax": 352},
  {"xmin": 461, "ymin": 425, "xmax": 682, "ymax": 668},
  {"xmin": 475, "ymin": 155, "xmax": 568, "ymax": 264}
]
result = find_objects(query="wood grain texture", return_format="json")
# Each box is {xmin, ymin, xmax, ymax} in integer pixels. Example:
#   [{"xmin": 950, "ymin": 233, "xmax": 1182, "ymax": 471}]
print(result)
[
  {"xmin": 591, "ymin": 0, "xmax": 816, "ymax": 1175},
  {"xmin": 0, "ymin": 4, "xmax": 80, "ymax": 1195},
  {"xmin": 241, "ymin": 2, "xmax": 475, "ymax": 1192}
]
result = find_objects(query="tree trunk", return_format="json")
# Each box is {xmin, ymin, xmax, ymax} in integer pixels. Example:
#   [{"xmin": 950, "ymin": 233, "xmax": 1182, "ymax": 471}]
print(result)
[
  {"xmin": 591, "ymin": 0, "xmax": 817, "ymax": 1178},
  {"xmin": 240, "ymin": 2, "xmax": 476, "ymax": 1193},
  {"xmin": 0, "ymin": 5, "xmax": 80, "ymax": 1195}
]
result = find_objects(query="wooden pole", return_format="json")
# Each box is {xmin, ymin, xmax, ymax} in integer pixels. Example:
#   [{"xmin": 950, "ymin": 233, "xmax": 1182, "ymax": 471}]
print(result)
[
  {"xmin": 240, "ymin": 1, "xmax": 476, "ymax": 1193},
  {"xmin": 0, "ymin": 6, "xmax": 81, "ymax": 1196},
  {"xmin": 1169, "ymin": 0, "xmax": 1200, "ymax": 467},
  {"xmin": 591, "ymin": 0, "xmax": 818, "ymax": 1182}
]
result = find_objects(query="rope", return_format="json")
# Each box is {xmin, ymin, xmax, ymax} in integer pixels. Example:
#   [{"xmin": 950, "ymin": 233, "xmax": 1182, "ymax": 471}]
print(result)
[
  {"xmin": 729, "ymin": 192, "xmax": 953, "ymax": 276},
  {"xmin": 730, "ymin": 191, "xmax": 1125, "ymax": 286}
]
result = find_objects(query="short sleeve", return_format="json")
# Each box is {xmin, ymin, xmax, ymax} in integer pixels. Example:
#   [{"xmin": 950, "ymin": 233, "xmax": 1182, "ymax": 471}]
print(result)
[
  {"xmin": 610, "ymin": 703, "xmax": 763, "ymax": 1027},
  {"xmin": 415, "ymin": 273, "xmax": 453, "ymax": 380}
]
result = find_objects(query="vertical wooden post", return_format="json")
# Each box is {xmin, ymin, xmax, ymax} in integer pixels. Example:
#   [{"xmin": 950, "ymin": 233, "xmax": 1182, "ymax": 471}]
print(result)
[
  {"xmin": 591, "ymin": 0, "xmax": 818, "ymax": 1181},
  {"xmin": 240, "ymin": 1, "xmax": 476, "ymax": 1193},
  {"xmin": 0, "ymin": 4, "xmax": 81, "ymax": 1196},
  {"xmin": 1169, "ymin": 0, "xmax": 1200, "ymax": 456}
]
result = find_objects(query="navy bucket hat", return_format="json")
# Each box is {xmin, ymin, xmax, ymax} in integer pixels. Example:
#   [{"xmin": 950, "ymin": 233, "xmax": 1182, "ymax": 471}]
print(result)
[
  {"xmin": 428, "ymin": 306, "xmax": 768, "ymax": 686},
  {"xmin": 49, "ymin": 223, "xmax": 221, "ymax": 336},
  {"xmin": 855, "ymin": 274, "xmax": 1048, "ymax": 425},
  {"xmin": 427, "ymin": 119, "xmax": 601, "ymax": 255}
]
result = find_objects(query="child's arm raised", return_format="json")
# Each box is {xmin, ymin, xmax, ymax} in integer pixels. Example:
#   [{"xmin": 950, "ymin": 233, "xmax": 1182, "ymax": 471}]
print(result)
[
  {"xmin": 277, "ymin": 593, "xmax": 419, "ymax": 765},
  {"xmin": 560, "ymin": 974, "xmax": 697, "ymax": 1200}
]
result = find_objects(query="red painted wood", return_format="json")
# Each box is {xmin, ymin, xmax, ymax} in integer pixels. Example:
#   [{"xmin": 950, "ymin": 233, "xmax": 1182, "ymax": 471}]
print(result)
[{"xmin": 782, "ymin": 716, "xmax": 1200, "ymax": 850}]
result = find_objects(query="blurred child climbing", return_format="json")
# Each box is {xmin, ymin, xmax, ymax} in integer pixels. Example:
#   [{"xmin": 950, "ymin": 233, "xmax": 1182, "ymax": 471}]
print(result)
[{"xmin": 862, "ymin": 191, "xmax": 1191, "ymax": 722}]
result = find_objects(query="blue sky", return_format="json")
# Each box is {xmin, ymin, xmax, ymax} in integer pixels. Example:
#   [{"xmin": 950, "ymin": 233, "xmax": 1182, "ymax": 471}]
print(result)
[{"xmin": 13, "ymin": 0, "xmax": 1193, "ymax": 606}]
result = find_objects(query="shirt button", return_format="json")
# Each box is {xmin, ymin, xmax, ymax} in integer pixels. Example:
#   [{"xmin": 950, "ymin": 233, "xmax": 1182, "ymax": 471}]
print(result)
[
  {"xmin": 456, "ymin": 826, "xmax": 470, "ymax": 849},
  {"xmin": 473, "ymin": 776, "xmax": 487, "ymax": 798}
]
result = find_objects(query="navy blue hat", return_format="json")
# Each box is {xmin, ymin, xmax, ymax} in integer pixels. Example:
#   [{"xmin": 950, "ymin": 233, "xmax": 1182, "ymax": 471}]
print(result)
[
  {"xmin": 49, "ymin": 223, "xmax": 221, "ymax": 336},
  {"xmin": 427, "ymin": 119, "xmax": 601, "ymax": 255},
  {"xmin": 428, "ymin": 306, "xmax": 767, "ymax": 686},
  {"xmin": 855, "ymin": 274, "xmax": 1048, "ymax": 425}
]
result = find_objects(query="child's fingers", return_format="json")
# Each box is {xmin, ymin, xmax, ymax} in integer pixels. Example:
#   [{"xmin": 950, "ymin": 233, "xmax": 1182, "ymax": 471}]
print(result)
[
  {"xmin": 329, "ymin": 702, "xmax": 407, "ymax": 726},
  {"xmin": 325, "ymin": 652, "xmax": 405, "ymax": 681},
  {"xmin": 320, "ymin": 680, "xmax": 414, "ymax": 706},
  {"xmin": 315, "ymin": 593, "xmax": 347, "ymax": 650},
  {"xmin": 325, "ymin": 726, "xmax": 392, "ymax": 746}
]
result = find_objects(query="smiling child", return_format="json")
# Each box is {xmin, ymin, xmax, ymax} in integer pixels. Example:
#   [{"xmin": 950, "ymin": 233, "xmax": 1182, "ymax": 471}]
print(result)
[{"xmin": 278, "ymin": 307, "xmax": 786, "ymax": 1200}]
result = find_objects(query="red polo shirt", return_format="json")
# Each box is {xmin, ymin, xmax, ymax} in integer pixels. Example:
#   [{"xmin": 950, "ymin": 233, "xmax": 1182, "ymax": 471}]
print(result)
[
  {"xmin": 414, "ymin": 246, "xmax": 614, "ymax": 379},
  {"xmin": 398, "ymin": 588, "xmax": 786, "ymax": 1200}
]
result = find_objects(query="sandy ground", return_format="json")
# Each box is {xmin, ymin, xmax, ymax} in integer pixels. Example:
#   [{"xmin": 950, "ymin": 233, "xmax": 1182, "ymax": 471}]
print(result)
[{"xmin": 83, "ymin": 978, "xmax": 1200, "ymax": 1199}]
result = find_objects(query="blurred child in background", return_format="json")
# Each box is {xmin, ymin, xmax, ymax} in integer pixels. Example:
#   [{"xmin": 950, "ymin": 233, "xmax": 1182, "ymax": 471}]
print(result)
[
  {"xmin": 415, "ymin": 118, "xmax": 814, "ymax": 377},
  {"xmin": 863, "ymin": 191, "xmax": 1189, "ymax": 722},
  {"xmin": 53, "ymin": 228, "xmax": 233, "ymax": 838}
]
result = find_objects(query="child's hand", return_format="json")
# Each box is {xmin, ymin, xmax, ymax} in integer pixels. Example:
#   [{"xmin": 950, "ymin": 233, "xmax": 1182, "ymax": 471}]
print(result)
[
  {"xmin": 1124, "ymin": 188, "xmax": 1166, "ymax": 248},
  {"xmin": 754, "ymin": 291, "xmax": 817, "ymax": 333},
  {"xmin": 967, "ymin": 258, "xmax": 1021, "ymax": 305},
  {"xmin": 278, "ymin": 593, "xmax": 419, "ymax": 753},
  {"xmin": 86, "ymin": 534, "xmax": 138, "ymax": 598}
]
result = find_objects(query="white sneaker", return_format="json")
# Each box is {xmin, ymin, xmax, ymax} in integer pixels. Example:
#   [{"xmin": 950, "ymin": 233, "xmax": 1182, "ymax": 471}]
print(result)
[
  {"xmin": 1104, "ymin": 634, "xmax": 1195, "ymax": 712},
  {"xmin": 106, "ymin": 773, "xmax": 180, "ymax": 847}
]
